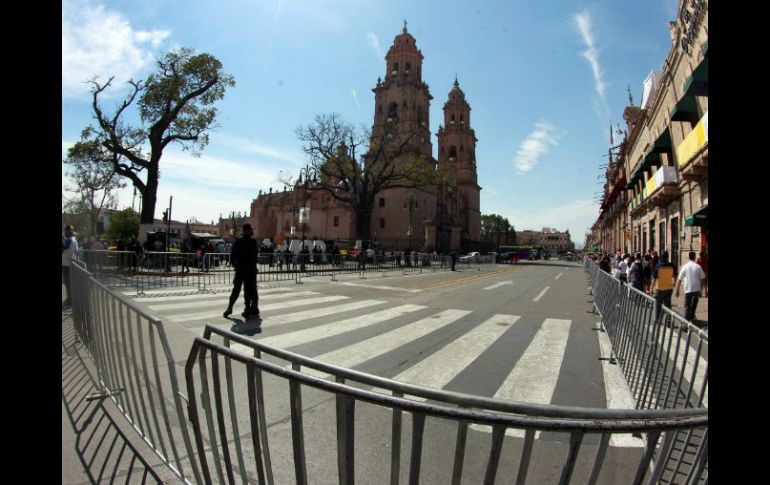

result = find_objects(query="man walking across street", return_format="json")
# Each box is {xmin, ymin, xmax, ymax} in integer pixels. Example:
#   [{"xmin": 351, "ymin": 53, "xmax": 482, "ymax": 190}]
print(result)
[
  {"xmin": 650, "ymin": 251, "xmax": 676, "ymax": 324},
  {"xmin": 675, "ymin": 251, "xmax": 707, "ymax": 325},
  {"xmin": 223, "ymin": 223, "xmax": 260, "ymax": 319}
]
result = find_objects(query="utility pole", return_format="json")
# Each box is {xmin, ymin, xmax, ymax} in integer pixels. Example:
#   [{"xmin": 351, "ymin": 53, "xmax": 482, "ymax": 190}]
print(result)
[{"xmin": 166, "ymin": 195, "xmax": 173, "ymax": 253}]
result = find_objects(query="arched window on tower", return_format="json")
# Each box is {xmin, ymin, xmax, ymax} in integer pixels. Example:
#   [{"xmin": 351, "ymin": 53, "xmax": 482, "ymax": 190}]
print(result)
[
  {"xmin": 460, "ymin": 115, "xmax": 465, "ymax": 125},
  {"xmin": 392, "ymin": 63, "xmax": 399, "ymax": 77},
  {"xmin": 405, "ymin": 62, "xmax": 411, "ymax": 75},
  {"xmin": 387, "ymin": 103, "xmax": 398, "ymax": 121},
  {"xmin": 450, "ymin": 114, "xmax": 455, "ymax": 125},
  {"xmin": 449, "ymin": 146, "xmax": 457, "ymax": 160}
]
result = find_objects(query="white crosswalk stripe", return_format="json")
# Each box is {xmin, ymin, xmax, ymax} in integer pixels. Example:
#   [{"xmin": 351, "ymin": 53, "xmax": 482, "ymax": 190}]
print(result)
[
  {"xmin": 132, "ymin": 286, "xmax": 297, "ymax": 303},
  {"xmin": 169, "ymin": 295, "xmax": 350, "ymax": 323},
  {"xmin": 471, "ymin": 318, "xmax": 571, "ymax": 439},
  {"xmin": 232, "ymin": 304, "xmax": 426, "ymax": 352},
  {"xmin": 302, "ymin": 309, "xmax": 472, "ymax": 378},
  {"xmin": 393, "ymin": 314, "xmax": 520, "ymax": 399},
  {"xmin": 148, "ymin": 291, "xmax": 321, "ymax": 311}
]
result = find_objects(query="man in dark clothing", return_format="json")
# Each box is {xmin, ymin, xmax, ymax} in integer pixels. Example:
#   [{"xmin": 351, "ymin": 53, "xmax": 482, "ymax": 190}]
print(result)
[
  {"xmin": 224, "ymin": 224, "xmax": 260, "ymax": 319},
  {"xmin": 450, "ymin": 250, "xmax": 457, "ymax": 271}
]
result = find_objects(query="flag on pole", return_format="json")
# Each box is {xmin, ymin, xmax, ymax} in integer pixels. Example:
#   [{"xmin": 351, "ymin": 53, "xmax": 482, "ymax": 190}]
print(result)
[{"xmin": 610, "ymin": 121, "xmax": 614, "ymax": 145}]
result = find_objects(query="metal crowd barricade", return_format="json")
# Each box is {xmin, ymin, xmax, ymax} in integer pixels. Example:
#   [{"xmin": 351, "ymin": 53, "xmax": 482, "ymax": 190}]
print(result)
[
  {"xmin": 585, "ymin": 258, "xmax": 708, "ymax": 482},
  {"xmin": 82, "ymin": 249, "xmax": 492, "ymax": 296},
  {"xmin": 185, "ymin": 325, "xmax": 708, "ymax": 485},
  {"xmin": 69, "ymin": 262, "xmax": 202, "ymax": 484}
]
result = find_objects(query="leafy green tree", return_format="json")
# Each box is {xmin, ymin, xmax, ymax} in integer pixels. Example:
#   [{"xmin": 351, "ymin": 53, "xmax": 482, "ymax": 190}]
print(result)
[
  {"xmin": 84, "ymin": 47, "xmax": 235, "ymax": 240},
  {"xmin": 63, "ymin": 137, "xmax": 126, "ymax": 238},
  {"xmin": 294, "ymin": 113, "xmax": 443, "ymax": 242},
  {"xmin": 107, "ymin": 208, "xmax": 140, "ymax": 243},
  {"xmin": 481, "ymin": 214, "xmax": 516, "ymax": 247}
]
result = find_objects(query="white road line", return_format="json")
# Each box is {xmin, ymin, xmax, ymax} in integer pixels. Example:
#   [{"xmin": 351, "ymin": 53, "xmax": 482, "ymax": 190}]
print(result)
[
  {"xmin": 483, "ymin": 281, "xmax": 513, "ymax": 290},
  {"xmin": 244, "ymin": 304, "xmax": 427, "ymax": 351},
  {"xmin": 533, "ymin": 287, "xmax": 550, "ymax": 302},
  {"xmin": 393, "ymin": 314, "xmax": 520, "ymax": 400},
  {"xmin": 169, "ymin": 295, "xmax": 350, "ymax": 323},
  {"xmin": 333, "ymin": 282, "xmax": 422, "ymax": 293},
  {"xmin": 148, "ymin": 291, "xmax": 321, "ymax": 311},
  {"xmin": 471, "ymin": 318, "xmax": 570, "ymax": 438},
  {"xmin": 597, "ymin": 321, "xmax": 645, "ymax": 448},
  {"xmin": 303, "ymin": 309, "xmax": 472, "ymax": 378},
  {"xmin": 191, "ymin": 300, "xmax": 388, "ymax": 336},
  {"xmin": 555, "ymin": 272, "xmax": 564, "ymax": 280}
]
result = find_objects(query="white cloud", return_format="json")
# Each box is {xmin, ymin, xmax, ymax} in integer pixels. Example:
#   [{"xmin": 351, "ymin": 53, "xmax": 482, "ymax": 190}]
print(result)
[
  {"xmin": 160, "ymin": 151, "xmax": 285, "ymax": 191},
  {"xmin": 367, "ymin": 32, "xmax": 384, "ymax": 59},
  {"xmin": 212, "ymin": 133, "xmax": 302, "ymax": 164},
  {"xmin": 574, "ymin": 10, "xmax": 607, "ymax": 107},
  {"xmin": 62, "ymin": 0, "xmax": 170, "ymax": 99},
  {"xmin": 512, "ymin": 122, "xmax": 560, "ymax": 174},
  {"xmin": 351, "ymin": 89, "xmax": 360, "ymax": 109}
]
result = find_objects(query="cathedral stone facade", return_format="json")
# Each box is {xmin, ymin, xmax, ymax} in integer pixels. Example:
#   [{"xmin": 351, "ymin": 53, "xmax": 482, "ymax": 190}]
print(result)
[{"xmin": 248, "ymin": 23, "xmax": 481, "ymax": 252}]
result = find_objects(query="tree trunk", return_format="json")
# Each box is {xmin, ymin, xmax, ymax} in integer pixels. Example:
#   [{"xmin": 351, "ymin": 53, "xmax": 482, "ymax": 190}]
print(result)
[{"xmin": 355, "ymin": 207, "xmax": 372, "ymax": 243}]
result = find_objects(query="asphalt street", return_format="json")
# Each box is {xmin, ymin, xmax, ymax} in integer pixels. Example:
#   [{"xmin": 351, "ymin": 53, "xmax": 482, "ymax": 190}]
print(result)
[{"xmin": 107, "ymin": 261, "xmax": 646, "ymax": 484}]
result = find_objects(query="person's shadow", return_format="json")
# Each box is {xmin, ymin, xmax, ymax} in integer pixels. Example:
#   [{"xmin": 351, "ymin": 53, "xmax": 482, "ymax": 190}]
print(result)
[{"xmin": 228, "ymin": 316, "xmax": 263, "ymax": 336}]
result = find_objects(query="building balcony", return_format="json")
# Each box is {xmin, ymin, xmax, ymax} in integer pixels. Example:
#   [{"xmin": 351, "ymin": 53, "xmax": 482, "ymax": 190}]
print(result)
[
  {"xmin": 645, "ymin": 166, "xmax": 679, "ymax": 208},
  {"xmin": 677, "ymin": 111, "xmax": 708, "ymax": 182}
]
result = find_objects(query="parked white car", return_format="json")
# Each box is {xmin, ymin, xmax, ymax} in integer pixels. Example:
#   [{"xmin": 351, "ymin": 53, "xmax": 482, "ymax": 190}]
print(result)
[{"xmin": 459, "ymin": 251, "xmax": 480, "ymax": 263}]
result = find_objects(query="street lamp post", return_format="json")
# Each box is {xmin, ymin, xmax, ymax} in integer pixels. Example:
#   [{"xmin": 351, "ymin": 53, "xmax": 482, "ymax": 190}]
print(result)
[
  {"xmin": 404, "ymin": 196, "xmax": 417, "ymax": 251},
  {"xmin": 297, "ymin": 166, "xmax": 315, "ymax": 248}
]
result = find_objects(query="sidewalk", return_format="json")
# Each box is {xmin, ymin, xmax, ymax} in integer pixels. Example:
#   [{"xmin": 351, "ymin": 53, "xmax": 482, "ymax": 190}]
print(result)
[
  {"xmin": 669, "ymin": 290, "xmax": 709, "ymax": 330},
  {"xmin": 62, "ymin": 293, "xmax": 178, "ymax": 484}
]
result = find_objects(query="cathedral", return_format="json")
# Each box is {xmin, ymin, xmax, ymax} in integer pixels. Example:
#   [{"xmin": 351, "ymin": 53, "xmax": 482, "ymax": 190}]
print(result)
[{"xmin": 248, "ymin": 23, "xmax": 481, "ymax": 252}]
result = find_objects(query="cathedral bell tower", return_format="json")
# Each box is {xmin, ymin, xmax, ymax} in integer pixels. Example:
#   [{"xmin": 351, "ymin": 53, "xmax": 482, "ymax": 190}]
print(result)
[
  {"xmin": 370, "ymin": 21, "xmax": 433, "ymax": 159},
  {"xmin": 437, "ymin": 77, "xmax": 481, "ymax": 241}
]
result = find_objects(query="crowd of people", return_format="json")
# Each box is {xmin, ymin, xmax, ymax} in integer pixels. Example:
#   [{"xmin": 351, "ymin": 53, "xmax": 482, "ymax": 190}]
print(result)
[{"xmin": 588, "ymin": 248, "xmax": 708, "ymax": 327}]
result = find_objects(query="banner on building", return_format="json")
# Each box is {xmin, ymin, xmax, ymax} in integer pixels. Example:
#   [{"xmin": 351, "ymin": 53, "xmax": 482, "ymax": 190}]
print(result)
[{"xmin": 677, "ymin": 110, "xmax": 708, "ymax": 166}]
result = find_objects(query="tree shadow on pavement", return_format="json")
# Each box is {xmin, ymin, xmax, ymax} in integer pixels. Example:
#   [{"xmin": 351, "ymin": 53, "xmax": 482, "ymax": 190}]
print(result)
[{"xmin": 62, "ymin": 310, "xmax": 168, "ymax": 484}]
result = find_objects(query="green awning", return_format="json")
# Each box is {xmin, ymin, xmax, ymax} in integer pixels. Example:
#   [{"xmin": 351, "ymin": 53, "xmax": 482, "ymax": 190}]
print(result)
[
  {"xmin": 651, "ymin": 129, "xmax": 672, "ymax": 153},
  {"xmin": 642, "ymin": 150, "xmax": 661, "ymax": 170},
  {"xmin": 683, "ymin": 58, "xmax": 708, "ymax": 97},
  {"xmin": 685, "ymin": 205, "xmax": 708, "ymax": 227},
  {"xmin": 670, "ymin": 95, "xmax": 701, "ymax": 122}
]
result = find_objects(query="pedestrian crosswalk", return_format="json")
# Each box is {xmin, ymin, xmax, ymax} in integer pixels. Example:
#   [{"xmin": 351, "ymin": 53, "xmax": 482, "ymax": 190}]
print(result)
[{"xmin": 134, "ymin": 286, "xmax": 646, "ymax": 447}]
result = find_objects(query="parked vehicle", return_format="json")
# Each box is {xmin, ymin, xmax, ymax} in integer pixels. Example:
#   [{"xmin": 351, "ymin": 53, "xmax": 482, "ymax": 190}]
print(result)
[{"xmin": 459, "ymin": 251, "xmax": 480, "ymax": 263}]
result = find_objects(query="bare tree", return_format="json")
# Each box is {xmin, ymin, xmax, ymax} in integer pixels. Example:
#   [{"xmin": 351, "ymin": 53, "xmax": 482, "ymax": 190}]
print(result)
[
  {"xmin": 85, "ymin": 47, "xmax": 235, "ymax": 240},
  {"xmin": 294, "ymin": 113, "xmax": 443, "ymax": 242}
]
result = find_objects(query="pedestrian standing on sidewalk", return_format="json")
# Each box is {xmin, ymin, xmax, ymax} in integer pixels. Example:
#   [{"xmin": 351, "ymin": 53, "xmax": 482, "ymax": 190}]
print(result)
[
  {"xmin": 223, "ymin": 223, "xmax": 260, "ymax": 319},
  {"xmin": 451, "ymin": 250, "xmax": 457, "ymax": 271},
  {"xmin": 641, "ymin": 254, "xmax": 652, "ymax": 292},
  {"xmin": 628, "ymin": 253, "xmax": 644, "ymax": 292},
  {"xmin": 650, "ymin": 251, "xmax": 676, "ymax": 323},
  {"xmin": 675, "ymin": 251, "xmax": 707, "ymax": 324},
  {"xmin": 62, "ymin": 225, "xmax": 80, "ymax": 306}
]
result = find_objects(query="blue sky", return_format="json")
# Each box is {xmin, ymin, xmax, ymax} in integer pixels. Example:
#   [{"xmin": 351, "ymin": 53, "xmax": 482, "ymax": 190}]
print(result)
[{"xmin": 62, "ymin": 0, "xmax": 678, "ymax": 247}]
